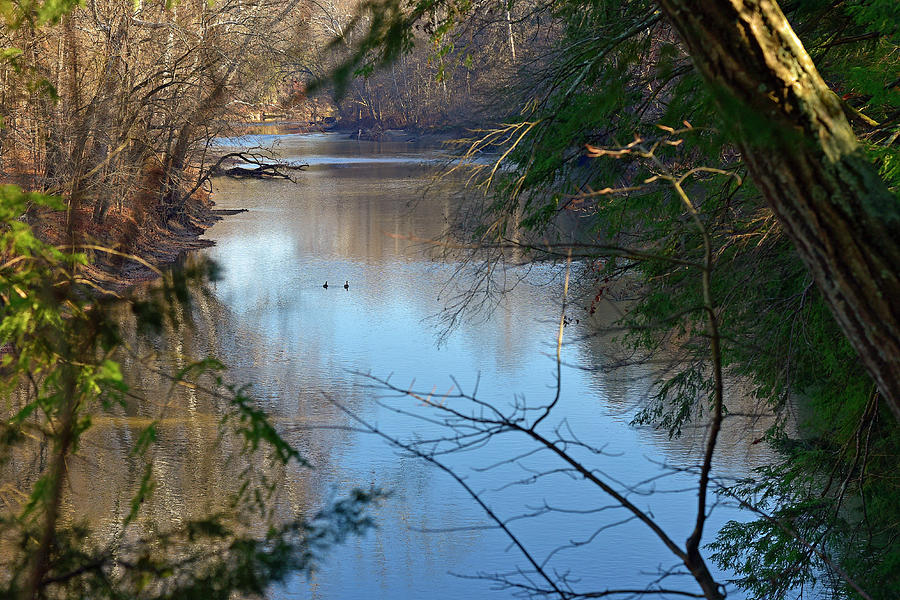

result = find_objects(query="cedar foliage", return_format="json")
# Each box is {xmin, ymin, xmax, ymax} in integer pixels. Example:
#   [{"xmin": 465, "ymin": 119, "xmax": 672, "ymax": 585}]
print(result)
[{"xmin": 333, "ymin": 0, "xmax": 900, "ymax": 597}]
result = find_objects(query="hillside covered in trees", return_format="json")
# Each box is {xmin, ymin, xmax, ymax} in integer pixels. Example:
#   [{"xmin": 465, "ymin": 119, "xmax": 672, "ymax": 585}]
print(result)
[{"xmin": 0, "ymin": 0, "xmax": 898, "ymax": 599}]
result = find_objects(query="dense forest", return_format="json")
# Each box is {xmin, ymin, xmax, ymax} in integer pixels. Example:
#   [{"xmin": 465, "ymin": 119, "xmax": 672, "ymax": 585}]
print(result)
[{"xmin": 0, "ymin": 0, "xmax": 898, "ymax": 599}]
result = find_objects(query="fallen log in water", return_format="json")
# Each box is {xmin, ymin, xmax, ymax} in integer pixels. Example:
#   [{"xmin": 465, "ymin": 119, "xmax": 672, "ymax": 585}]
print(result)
[
  {"xmin": 183, "ymin": 151, "xmax": 307, "ymax": 205},
  {"xmin": 209, "ymin": 151, "xmax": 308, "ymax": 179}
]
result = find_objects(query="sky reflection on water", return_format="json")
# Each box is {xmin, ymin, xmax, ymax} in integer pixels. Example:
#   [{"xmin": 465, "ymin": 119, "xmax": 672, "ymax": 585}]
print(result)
[{"xmin": 192, "ymin": 133, "xmax": 775, "ymax": 599}]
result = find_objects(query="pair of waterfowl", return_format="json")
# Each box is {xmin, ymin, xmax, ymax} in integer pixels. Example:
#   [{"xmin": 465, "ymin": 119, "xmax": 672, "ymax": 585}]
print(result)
[{"xmin": 323, "ymin": 281, "xmax": 349, "ymax": 290}]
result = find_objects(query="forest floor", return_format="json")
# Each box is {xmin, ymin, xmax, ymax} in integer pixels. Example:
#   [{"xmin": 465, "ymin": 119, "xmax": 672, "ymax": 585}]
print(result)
[
  {"xmin": 14, "ymin": 176, "xmax": 221, "ymax": 291},
  {"xmin": 0, "ymin": 156, "xmax": 235, "ymax": 290},
  {"xmin": 29, "ymin": 197, "xmax": 221, "ymax": 291}
]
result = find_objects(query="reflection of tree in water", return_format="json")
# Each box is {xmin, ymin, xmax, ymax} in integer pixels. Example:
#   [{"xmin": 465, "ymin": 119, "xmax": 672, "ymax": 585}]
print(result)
[
  {"xmin": 573, "ymin": 297, "xmax": 784, "ymax": 478},
  {"xmin": 59, "ymin": 284, "xmax": 365, "ymax": 534},
  {"xmin": 0, "ymin": 268, "xmax": 381, "ymax": 598}
]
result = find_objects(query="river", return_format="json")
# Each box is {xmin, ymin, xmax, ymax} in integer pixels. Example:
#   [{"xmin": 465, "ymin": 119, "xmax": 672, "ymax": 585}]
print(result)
[{"xmin": 69, "ymin": 132, "xmax": 775, "ymax": 599}]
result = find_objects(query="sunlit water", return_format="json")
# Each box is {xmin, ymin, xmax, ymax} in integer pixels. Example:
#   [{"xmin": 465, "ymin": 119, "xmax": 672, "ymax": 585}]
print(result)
[{"xmin": 65, "ymin": 132, "xmax": 776, "ymax": 599}]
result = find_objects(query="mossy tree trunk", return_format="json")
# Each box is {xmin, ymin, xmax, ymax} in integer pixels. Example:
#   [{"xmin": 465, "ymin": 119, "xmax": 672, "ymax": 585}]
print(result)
[{"xmin": 656, "ymin": 0, "xmax": 900, "ymax": 421}]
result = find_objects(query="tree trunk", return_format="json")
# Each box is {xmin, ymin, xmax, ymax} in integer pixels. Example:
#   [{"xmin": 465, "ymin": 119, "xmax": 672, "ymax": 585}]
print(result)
[
  {"xmin": 655, "ymin": 0, "xmax": 900, "ymax": 421},
  {"xmin": 504, "ymin": 1, "xmax": 516, "ymax": 62},
  {"xmin": 160, "ymin": 74, "xmax": 230, "ymax": 224}
]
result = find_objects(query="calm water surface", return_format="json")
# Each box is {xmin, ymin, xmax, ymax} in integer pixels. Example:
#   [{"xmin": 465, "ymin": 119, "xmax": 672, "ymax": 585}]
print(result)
[{"xmin": 72, "ymin": 132, "xmax": 775, "ymax": 599}]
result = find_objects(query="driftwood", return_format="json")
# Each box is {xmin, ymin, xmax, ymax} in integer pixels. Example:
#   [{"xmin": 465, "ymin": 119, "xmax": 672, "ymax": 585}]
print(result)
[
  {"xmin": 208, "ymin": 151, "xmax": 307, "ymax": 179},
  {"xmin": 184, "ymin": 150, "xmax": 307, "ymax": 200}
]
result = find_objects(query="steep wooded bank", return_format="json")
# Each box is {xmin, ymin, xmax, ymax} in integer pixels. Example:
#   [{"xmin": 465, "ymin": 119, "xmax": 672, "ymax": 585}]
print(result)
[
  {"xmin": 292, "ymin": 0, "xmax": 537, "ymax": 133},
  {"xmin": 0, "ymin": 0, "xmax": 310, "ymax": 281},
  {"xmin": 0, "ymin": 0, "xmax": 522, "ymax": 274}
]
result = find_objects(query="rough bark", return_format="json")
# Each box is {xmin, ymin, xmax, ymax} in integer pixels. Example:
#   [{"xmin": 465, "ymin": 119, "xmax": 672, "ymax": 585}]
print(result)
[{"xmin": 655, "ymin": 0, "xmax": 900, "ymax": 421}]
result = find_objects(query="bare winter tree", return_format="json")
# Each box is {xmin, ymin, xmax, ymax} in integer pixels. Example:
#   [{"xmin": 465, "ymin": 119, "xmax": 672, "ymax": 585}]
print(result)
[{"xmin": 0, "ymin": 0, "xmax": 308, "ymax": 271}]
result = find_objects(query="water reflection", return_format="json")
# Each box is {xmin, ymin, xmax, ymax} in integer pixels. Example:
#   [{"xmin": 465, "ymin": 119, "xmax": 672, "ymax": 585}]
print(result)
[
  {"xmin": 8, "ymin": 133, "xmax": 777, "ymax": 599},
  {"xmin": 201, "ymin": 133, "xmax": 775, "ymax": 598}
]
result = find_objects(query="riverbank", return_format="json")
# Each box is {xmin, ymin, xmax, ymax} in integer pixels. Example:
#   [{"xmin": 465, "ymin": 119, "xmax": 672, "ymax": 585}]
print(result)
[
  {"xmin": 22, "ymin": 123, "xmax": 456, "ymax": 291},
  {"xmin": 235, "ymin": 118, "xmax": 467, "ymax": 145},
  {"xmin": 26, "ymin": 190, "xmax": 222, "ymax": 291},
  {"xmin": 336, "ymin": 124, "xmax": 469, "ymax": 144}
]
